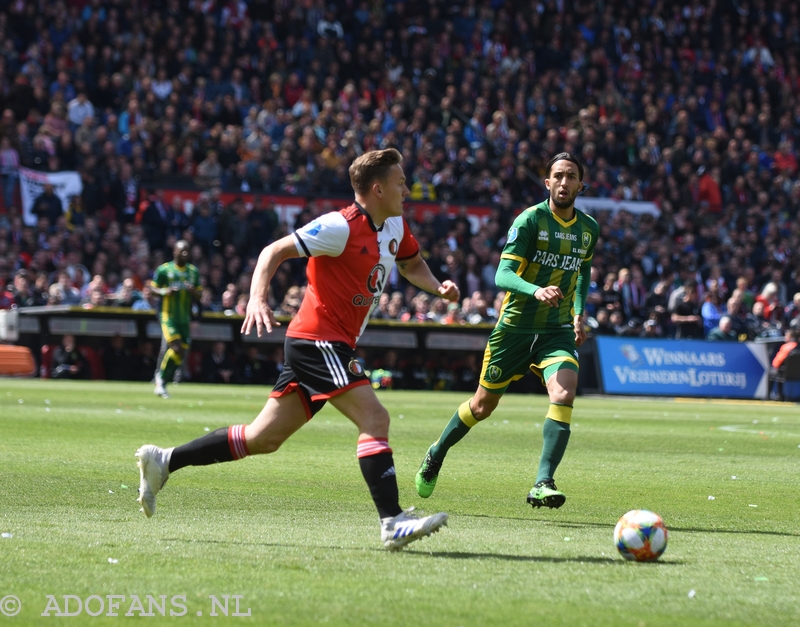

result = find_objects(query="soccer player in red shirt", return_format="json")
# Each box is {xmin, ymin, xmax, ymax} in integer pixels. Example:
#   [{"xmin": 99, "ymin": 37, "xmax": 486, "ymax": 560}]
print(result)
[{"xmin": 135, "ymin": 149, "xmax": 460, "ymax": 550}]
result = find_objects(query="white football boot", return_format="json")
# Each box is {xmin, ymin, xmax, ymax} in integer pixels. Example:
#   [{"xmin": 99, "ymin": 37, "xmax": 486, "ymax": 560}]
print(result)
[
  {"xmin": 380, "ymin": 507, "xmax": 448, "ymax": 551},
  {"xmin": 135, "ymin": 445, "xmax": 173, "ymax": 517},
  {"xmin": 154, "ymin": 373, "xmax": 170, "ymax": 399}
]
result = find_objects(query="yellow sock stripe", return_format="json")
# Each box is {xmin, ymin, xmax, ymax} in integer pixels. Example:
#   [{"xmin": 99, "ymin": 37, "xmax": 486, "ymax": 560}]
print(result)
[
  {"xmin": 546, "ymin": 403, "xmax": 573, "ymax": 424},
  {"xmin": 458, "ymin": 400, "xmax": 479, "ymax": 428}
]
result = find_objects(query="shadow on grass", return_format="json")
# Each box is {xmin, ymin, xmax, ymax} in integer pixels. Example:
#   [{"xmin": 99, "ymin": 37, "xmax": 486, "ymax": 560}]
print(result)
[
  {"xmin": 160, "ymin": 537, "xmax": 683, "ymax": 564},
  {"xmin": 420, "ymin": 551, "xmax": 631, "ymax": 564},
  {"xmin": 463, "ymin": 514, "xmax": 800, "ymax": 538}
]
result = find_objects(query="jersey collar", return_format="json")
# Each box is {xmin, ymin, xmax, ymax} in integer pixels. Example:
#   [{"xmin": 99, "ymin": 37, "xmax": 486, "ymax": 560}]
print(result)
[
  {"xmin": 545, "ymin": 200, "xmax": 577, "ymax": 227},
  {"xmin": 354, "ymin": 202, "xmax": 382, "ymax": 232}
]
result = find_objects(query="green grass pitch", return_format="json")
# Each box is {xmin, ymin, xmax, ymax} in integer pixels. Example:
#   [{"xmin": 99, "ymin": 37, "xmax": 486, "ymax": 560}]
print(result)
[{"xmin": 1, "ymin": 380, "xmax": 799, "ymax": 626}]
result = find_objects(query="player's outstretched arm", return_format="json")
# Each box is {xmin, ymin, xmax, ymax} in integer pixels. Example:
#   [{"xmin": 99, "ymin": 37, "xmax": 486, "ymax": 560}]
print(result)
[
  {"xmin": 241, "ymin": 235, "xmax": 302, "ymax": 337},
  {"xmin": 495, "ymin": 256, "xmax": 564, "ymax": 306},
  {"xmin": 396, "ymin": 252, "xmax": 460, "ymax": 302}
]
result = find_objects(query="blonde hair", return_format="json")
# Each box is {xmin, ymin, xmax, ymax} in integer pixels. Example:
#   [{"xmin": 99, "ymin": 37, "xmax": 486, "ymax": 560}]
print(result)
[{"xmin": 348, "ymin": 148, "xmax": 402, "ymax": 194}]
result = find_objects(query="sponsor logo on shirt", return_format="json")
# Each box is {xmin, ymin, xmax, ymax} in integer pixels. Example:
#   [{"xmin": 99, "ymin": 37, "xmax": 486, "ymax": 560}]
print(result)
[
  {"xmin": 555, "ymin": 231, "xmax": 577, "ymax": 241},
  {"xmin": 306, "ymin": 220, "xmax": 322, "ymax": 236},
  {"xmin": 538, "ymin": 230, "xmax": 548, "ymax": 241},
  {"xmin": 366, "ymin": 264, "xmax": 386, "ymax": 294},
  {"xmin": 352, "ymin": 264, "xmax": 386, "ymax": 307},
  {"xmin": 531, "ymin": 249, "xmax": 583, "ymax": 272}
]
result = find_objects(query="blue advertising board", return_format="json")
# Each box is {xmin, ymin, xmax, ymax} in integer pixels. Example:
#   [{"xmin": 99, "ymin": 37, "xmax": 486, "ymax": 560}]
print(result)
[{"xmin": 594, "ymin": 337, "xmax": 770, "ymax": 399}]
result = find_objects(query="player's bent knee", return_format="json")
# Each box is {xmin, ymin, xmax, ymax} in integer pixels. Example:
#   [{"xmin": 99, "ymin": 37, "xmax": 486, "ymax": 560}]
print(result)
[
  {"xmin": 246, "ymin": 432, "xmax": 287, "ymax": 455},
  {"xmin": 470, "ymin": 396, "xmax": 499, "ymax": 421},
  {"xmin": 549, "ymin": 387, "xmax": 576, "ymax": 406},
  {"xmin": 367, "ymin": 408, "xmax": 391, "ymax": 433}
]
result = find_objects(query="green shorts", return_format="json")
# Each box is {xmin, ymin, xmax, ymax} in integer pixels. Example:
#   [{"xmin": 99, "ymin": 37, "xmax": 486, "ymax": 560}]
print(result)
[
  {"xmin": 479, "ymin": 326, "xmax": 579, "ymax": 394},
  {"xmin": 161, "ymin": 318, "xmax": 190, "ymax": 348}
]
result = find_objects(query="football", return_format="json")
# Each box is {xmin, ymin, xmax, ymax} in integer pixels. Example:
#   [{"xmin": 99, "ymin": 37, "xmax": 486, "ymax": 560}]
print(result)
[{"xmin": 613, "ymin": 510, "xmax": 668, "ymax": 562}]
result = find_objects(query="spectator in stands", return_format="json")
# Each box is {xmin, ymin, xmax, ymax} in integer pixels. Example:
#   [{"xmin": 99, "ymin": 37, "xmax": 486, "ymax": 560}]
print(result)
[
  {"xmin": 701, "ymin": 283, "xmax": 726, "ymax": 338},
  {"xmin": 671, "ymin": 280, "xmax": 704, "ymax": 340},
  {"xmin": 51, "ymin": 334, "xmax": 90, "ymax": 380},
  {"xmin": 53, "ymin": 270, "xmax": 80, "ymax": 305},
  {"xmin": 67, "ymin": 91, "xmax": 95, "ymax": 127},
  {"xmin": 707, "ymin": 316, "xmax": 739, "ymax": 342},
  {"xmin": 31, "ymin": 183, "xmax": 63, "ymax": 226},
  {"xmin": 140, "ymin": 190, "xmax": 169, "ymax": 252},
  {"xmin": 133, "ymin": 341, "xmax": 158, "ymax": 383},
  {"xmin": 195, "ymin": 150, "xmax": 223, "ymax": 189},
  {"xmin": 0, "ymin": 136, "xmax": 20, "ymax": 210},
  {"xmin": 103, "ymin": 334, "xmax": 133, "ymax": 380},
  {"xmin": 132, "ymin": 284, "xmax": 157, "ymax": 311},
  {"xmin": 785, "ymin": 293, "xmax": 800, "ymax": 328},
  {"xmin": 202, "ymin": 341, "xmax": 235, "ymax": 384},
  {"xmin": 11, "ymin": 269, "xmax": 43, "ymax": 307},
  {"xmin": 234, "ymin": 346, "xmax": 279, "ymax": 386},
  {"xmin": 755, "ymin": 282, "xmax": 783, "ymax": 326},
  {"xmin": 747, "ymin": 301, "xmax": 778, "ymax": 340}
]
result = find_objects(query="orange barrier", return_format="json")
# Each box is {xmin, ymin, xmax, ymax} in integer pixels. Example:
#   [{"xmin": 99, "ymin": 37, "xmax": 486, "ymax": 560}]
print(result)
[{"xmin": 0, "ymin": 345, "xmax": 36, "ymax": 377}]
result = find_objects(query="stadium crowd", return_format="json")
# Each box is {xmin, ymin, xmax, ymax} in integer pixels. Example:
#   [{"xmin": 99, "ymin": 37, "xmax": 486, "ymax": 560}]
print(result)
[{"xmin": 1, "ymin": 0, "xmax": 800, "ymax": 380}]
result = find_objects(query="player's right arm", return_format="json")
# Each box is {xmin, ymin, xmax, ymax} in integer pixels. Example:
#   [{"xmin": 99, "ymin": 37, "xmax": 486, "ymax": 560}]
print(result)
[
  {"xmin": 241, "ymin": 235, "xmax": 303, "ymax": 337},
  {"xmin": 150, "ymin": 265, "xmax": 172, "ymax": 297}
]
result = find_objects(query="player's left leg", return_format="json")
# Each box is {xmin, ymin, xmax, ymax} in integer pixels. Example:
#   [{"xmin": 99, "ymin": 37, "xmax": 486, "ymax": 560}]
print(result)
[
  {"xmin": 527, "ymin": 364, "xmax": 578, "ymax": 509},
  {"xmin": 329, "ymin": 385, "xmax": 448, "ymax": 551},
  {"xmin": 136, "ymin": 393, "xmax": 308, "ymax": 517},
  {"xmin": 416, "ymin": 327, "xmax": 531, "ymax": 498},
  {"xmin": 155, "ymin": 324, "xmax": 184, "ymax": 397}
]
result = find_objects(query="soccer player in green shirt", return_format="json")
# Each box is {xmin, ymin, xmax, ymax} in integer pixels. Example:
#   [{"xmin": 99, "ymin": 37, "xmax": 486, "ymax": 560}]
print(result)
[
  {"xmin": 151, "ymin": 240, "xmax": 201, "ymax": 398},
  {"xmin": 415, "ymin": 153, "xmax": 599, "ymax": 509}
]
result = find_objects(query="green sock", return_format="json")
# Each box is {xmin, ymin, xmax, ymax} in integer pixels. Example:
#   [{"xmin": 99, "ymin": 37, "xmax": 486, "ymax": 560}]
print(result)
[
  {"xmin": 429, "ymin": 401, "xmax": 477, "ymax": 462},
  {"xmin": 535, "ymin": 417, "xmax": 571, "ymax": 483},
  {"xmin": 162, "ymin": 357, "xmax": 178, "ymax": 384}
]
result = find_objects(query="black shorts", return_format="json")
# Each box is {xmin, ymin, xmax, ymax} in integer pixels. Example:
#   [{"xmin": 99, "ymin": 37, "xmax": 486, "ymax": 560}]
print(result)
[{"xmin": 270, "ymin": 337, "xmax": 370, "ymax": 419}]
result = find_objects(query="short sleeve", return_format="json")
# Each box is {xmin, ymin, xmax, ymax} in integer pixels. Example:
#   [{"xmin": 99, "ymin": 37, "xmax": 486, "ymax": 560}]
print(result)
[
  {"xmin": 502, "ymin": 210, "xmax": 534, "ymax": 260},
  {"xmin": 294, "ymin": 211, "xmax": 348, "ymax": 258},
  {"xmin": 152, "ymin": 265, "xmax": 166, "ymax": 288},
  {"xmin": 395, "ymin": 218, "xmax": 420, "ymax": 261}
]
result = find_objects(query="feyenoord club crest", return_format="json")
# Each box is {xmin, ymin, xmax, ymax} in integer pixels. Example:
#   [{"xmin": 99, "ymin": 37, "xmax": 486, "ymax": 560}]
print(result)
[
  {"xmin": 388, "ymin": 238, "xmax": 398, "ymax": 255},
  {"xmin": 349, "ymin": 359, "xmax": 365, "ymax": 376}
]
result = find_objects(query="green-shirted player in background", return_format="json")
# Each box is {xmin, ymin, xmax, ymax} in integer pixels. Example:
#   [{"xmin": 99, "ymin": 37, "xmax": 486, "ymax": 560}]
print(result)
[
  {"xmin": 151, "ymin": 240, "xmax": 201, "ymax": 399},
  {"xmin": 415, "ymin": 153, "xmax": 599, "ymax": 508}
]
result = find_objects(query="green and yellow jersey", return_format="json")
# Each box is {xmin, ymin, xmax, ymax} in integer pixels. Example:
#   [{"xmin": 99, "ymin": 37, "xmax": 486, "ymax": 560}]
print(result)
[
  {"xmin": 496, "ymin": 200, "xmax": 599, "ymax": 333},
  {"xmin": 151, "ymin": 261, "xmax": 201, "ymax": 327}
]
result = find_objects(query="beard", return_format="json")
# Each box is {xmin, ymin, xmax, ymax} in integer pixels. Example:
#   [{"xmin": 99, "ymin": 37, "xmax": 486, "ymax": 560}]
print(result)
[{"xmin": 551, "ymin": 189, "xmax": 578, "ymax": 210}]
